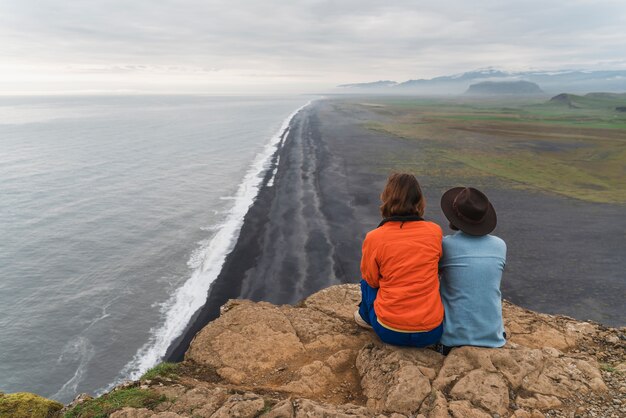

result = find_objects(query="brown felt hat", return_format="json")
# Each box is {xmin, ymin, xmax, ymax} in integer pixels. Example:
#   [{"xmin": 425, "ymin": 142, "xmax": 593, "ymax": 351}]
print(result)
[{"xmin": 440, "ymin": 187, "xmax": 497, "ymax": 236}]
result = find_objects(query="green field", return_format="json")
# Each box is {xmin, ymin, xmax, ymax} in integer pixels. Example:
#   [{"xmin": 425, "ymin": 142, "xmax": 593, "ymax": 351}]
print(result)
[{"xmin": 348, "ymin": 94, "xmax": 626, "ymax": 204}]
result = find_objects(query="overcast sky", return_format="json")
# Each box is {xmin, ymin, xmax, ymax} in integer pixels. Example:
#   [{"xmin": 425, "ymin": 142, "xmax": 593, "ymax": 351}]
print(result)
[{"xmin": 1, "ymin": 0, "xmax": 625, "ymax": 94}]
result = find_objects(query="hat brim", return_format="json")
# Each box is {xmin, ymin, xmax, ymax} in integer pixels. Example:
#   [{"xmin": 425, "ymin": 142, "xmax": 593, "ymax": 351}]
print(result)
[{"xmin": 440, "ymin": 187, "xmax": 497, "ymax": 236}]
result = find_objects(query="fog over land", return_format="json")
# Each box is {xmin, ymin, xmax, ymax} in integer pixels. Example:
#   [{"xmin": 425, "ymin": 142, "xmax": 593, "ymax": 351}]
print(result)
[{"xmin": 1, "ymin": 0, "xmax": 626, "ymax": 94}]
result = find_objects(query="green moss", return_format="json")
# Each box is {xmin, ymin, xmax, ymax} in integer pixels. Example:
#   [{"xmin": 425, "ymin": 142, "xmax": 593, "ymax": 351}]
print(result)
[
  {"xmin": 63, "ymin": 388, "xmax": 165, "ymax": 418},
  {"xmin": 600, "ymin": 363, "xmax": 617, "ymax": 372},
  {"xmin": 0, "ymin": 392, "xmax": 64, "ymax": 418},
  {"xmin": 140, "ymin": 362, "xmax": 180, "ymax": 381}
]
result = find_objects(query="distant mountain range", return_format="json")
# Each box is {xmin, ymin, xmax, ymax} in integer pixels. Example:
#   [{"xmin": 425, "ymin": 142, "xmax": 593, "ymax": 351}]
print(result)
[
  {"xmin": 338, "ymin": 80, "xmax": 398, "ymax": 89},
  {"xmin": 465, "ymin": 80, "xmax": 543, "ymax": 96},
  {"xmin": 337, "ymin": 68, "xmax": 626, "ymax": 95}
]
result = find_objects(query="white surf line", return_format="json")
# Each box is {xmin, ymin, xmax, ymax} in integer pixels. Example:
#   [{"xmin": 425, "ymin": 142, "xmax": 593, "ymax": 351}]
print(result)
[
  {"xmin": 100, "ymin": 100, "xmax": 312, "ymax": 394},
  {"xmin": 266, "ymin": 126, "xmax": 289, "ymax": 188},
  {"xmin": 266, "ymin": 154, "xmax": 281, "ymax": 187}
]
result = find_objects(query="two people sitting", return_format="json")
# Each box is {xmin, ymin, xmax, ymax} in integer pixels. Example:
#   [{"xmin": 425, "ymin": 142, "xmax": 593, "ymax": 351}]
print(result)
[{"xmin": 355, "ymin": 173, "xmax": 507, "ymax": 353}]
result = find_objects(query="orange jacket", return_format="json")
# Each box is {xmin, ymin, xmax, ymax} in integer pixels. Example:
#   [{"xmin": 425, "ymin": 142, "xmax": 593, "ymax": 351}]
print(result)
[{"xmin": 361, "ymin": 220, "xmax": 444, "ymax": 332}]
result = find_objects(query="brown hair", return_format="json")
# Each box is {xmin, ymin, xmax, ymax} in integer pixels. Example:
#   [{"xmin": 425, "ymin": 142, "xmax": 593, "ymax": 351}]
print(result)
[{"xmin": 380, "ymin": 173, "xmax": 426, "ymax": 218}]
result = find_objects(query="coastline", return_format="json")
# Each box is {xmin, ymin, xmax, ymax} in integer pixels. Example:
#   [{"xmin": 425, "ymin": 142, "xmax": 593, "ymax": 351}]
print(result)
[
  {"xmin": 113, "ymin": 101, "xmax": 311, "ymax": 378},
  {"xmin": 165, "ymin": 103, "xmax": 323, "ymax": 361}
]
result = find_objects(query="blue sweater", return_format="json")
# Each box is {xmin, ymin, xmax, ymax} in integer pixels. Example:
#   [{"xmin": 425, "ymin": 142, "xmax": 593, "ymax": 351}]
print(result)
[{"xmin": 439, "ymin": 231, "xmax": 507, "ymax": 348}]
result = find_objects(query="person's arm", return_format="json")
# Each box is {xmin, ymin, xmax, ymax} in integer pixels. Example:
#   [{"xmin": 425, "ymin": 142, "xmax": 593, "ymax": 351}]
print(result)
[
  {"xmin": 360, "ymin": 234, "xmax": 381, "ymax": 288},
  {"xmin": 501, "ymin": 238, "xmax": 507, "ymax": 271},
  {"xmin": 438, "ymin": 230, "xmax": 446, "ymax": 280}
]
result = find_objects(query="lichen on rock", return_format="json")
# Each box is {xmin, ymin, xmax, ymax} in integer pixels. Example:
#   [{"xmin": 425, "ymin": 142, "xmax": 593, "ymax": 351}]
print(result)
[{"xmin": 0, "ymin": 392, "xmax": 64, "ymax": 418}]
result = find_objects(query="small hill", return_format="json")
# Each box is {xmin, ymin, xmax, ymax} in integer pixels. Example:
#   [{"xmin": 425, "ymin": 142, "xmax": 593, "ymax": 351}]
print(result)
[
  {"xmin": 548, "ymin": 92, "xmax": 626, "ymax": 109},
  {"xmin": 549, "ymin": 93, "xmax": 584, "ymax": 108},
  {"xmin": 465, "ymin": 80, "xmax": 543, "ymax": 96}
]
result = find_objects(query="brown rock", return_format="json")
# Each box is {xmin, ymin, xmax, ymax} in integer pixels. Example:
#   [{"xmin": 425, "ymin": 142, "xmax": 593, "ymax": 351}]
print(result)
[
  {"xmin": 293, "ymin": 398, "xmax": 371, "ymax": 417},
  {"xmin": 265, "ymin": 399, "xmax": 295, "ymax": 417},
  {"xmin": 176, "ymin": 386, "xmax": 225, "ymax": 414},
  {"xmin": 418, "ymin": 390, "xmax": 450, "ymax": 418},
  {"xmin": 448, "ymin": 400, "xmax": 492, "ymax": 418},
  {"xmin": 433, "ymin": 346, "xmax": 499, "ymax": 390},
  {"xmin": 521, "ymin": 354, "xmax": 606, "ymax": 397},
  {"xmin": 167, "ymin": 386, "xmax": 229, "ymax": 417},
  {"xmin": 186, "ymin": 301, "xmax": 306, "ymax": 382},
  {"xmin": 432, "ymin": 343, "xmax": 606, "ymax": 415},
  {"xmin": 110, "ymin": 409, "xmax": 184, "ymax": 418},
  {"xmin": 516, "ymin": 394, "xmax": 562, "ymax": 409},
  {"xmin": 281, "ymin": 361, "xmax": 335, "ymax": 395},
  {"xmin": 301, "ymin": 284, "xmax": 362, "ymax": 321},
  {"xmin": 356, "ymin": 343, "xmax": 442, "ymax": 414},
  {"xmin": 503, "ymin": 301, "xmax": 596, "ymax": 352},
  {"xmin": 186, "ymin": 289, "xmax": 370, "ymax": 400},
  {"xmin": 325, "ymin": 349, "xmax": 354, "ymax": 371},
  {"xmin": 210, "ymin": 392, "xmax": 266, "ymax": 418},
  {"xmin": 108, "ymin": 408, "xmax": 152, "ymax": 418},
  {"xmin": 449, "ymin": 370, "xmax": 509, "ymax": 415}
]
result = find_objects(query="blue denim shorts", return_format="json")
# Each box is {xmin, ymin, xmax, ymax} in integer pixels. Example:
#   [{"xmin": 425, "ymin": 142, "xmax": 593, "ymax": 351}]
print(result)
[{"xmin": 358, "ymin": 280, "xmax": 443, "ymax": 347}]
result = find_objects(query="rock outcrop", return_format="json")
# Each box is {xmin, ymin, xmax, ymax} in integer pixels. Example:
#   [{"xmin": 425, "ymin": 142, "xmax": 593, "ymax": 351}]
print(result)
[
  {"xmin": 119, "ymin": 285, "xmax": 625, "ymax": 417},
  {"xmin": 10, "ymin": 284, "xmax": 626, "ymax": 417}
]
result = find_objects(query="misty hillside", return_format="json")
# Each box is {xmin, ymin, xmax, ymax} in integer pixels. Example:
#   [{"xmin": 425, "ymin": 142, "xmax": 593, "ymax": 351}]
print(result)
[
  {"xmin": 465, "ymin": 80, "xmax": 543, "ymax": 95},
  {"xmin": 337, "ymin": 80, "xmax": 398, "ymax": 88},
  {"xmin": 548, "ymin": 92, "xmax": 626, "ymax": 109}
]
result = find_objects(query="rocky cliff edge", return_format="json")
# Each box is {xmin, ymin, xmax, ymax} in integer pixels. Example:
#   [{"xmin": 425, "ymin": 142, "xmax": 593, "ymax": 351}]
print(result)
[{"xmin": 4, "ymin": 284, "xmax": 625, "ymax": 418}]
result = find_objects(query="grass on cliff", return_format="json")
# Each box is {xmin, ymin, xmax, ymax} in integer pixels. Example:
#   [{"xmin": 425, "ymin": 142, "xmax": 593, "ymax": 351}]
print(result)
[
  {"xmin": 600, "ymin": 363, "xmax": 617, "ymax": 372},
  {"xmin": 0, "ymin": 392, "xmax": 64, "ymax": 418},
  {"xmin": 63, "ymin": 388, "xmax": 166, "ymax": 418},
  {"xmin": 352, "ymin": 96, "xmax": 626, "ymax": 204},
  {"xmin": 140, "ymin": 362, "xmax": 180, "ymax": 381}
]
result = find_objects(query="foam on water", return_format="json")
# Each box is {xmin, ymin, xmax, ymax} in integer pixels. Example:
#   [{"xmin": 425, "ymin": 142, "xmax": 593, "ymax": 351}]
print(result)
[
  {"xmin": 104, "ymin": 101, "xmax": 310, "ymax": 390},
  {"xmin": 52, "ymin": 337, "xmax": 96, "ymax": 400},
  {"xmin": 267, "ymin": 155, "xmax": 281, "ymax": 187}
]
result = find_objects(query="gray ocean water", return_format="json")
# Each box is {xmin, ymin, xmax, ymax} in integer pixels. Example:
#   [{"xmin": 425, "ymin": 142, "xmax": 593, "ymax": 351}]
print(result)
[{"xmin": 0, "ymin": 95, "xmax": 309, "ymax": 403}]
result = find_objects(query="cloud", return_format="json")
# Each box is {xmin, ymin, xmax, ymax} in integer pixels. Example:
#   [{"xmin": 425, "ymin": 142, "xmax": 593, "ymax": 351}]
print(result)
[{"xmin": 0, "ymin": 0, "xmax": 625, "ymax": 92}]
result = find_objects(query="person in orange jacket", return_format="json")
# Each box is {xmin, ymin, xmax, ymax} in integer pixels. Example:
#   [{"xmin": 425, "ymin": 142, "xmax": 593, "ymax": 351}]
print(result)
[{"xmin": 354, "ymin": 173, "xmax": 444, "ymax": 346}]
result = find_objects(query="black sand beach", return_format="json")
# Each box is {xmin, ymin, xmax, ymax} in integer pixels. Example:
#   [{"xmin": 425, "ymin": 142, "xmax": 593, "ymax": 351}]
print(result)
[{"xmin": 167, "ymin": 99, "xmax": 625, "ymax": 360}]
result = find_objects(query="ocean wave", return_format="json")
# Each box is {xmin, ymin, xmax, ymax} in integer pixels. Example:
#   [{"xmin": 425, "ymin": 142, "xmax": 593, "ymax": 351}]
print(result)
[
  {"xmin": 266, "ymin": 154, "xmax": 281, "ymax": 188},
  {"xmin": 102, "ymin": 100, "xmax": 311, "ymax": 392},
  {"xmin": 51, "ymin": 336, "xmax": 96, "ymax": 401}
]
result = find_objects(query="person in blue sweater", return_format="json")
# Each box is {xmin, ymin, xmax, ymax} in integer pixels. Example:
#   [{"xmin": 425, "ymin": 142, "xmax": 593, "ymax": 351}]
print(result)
[{"xmin": 438, "ymin": 187, "xmax": 507, "ymax": 354}]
